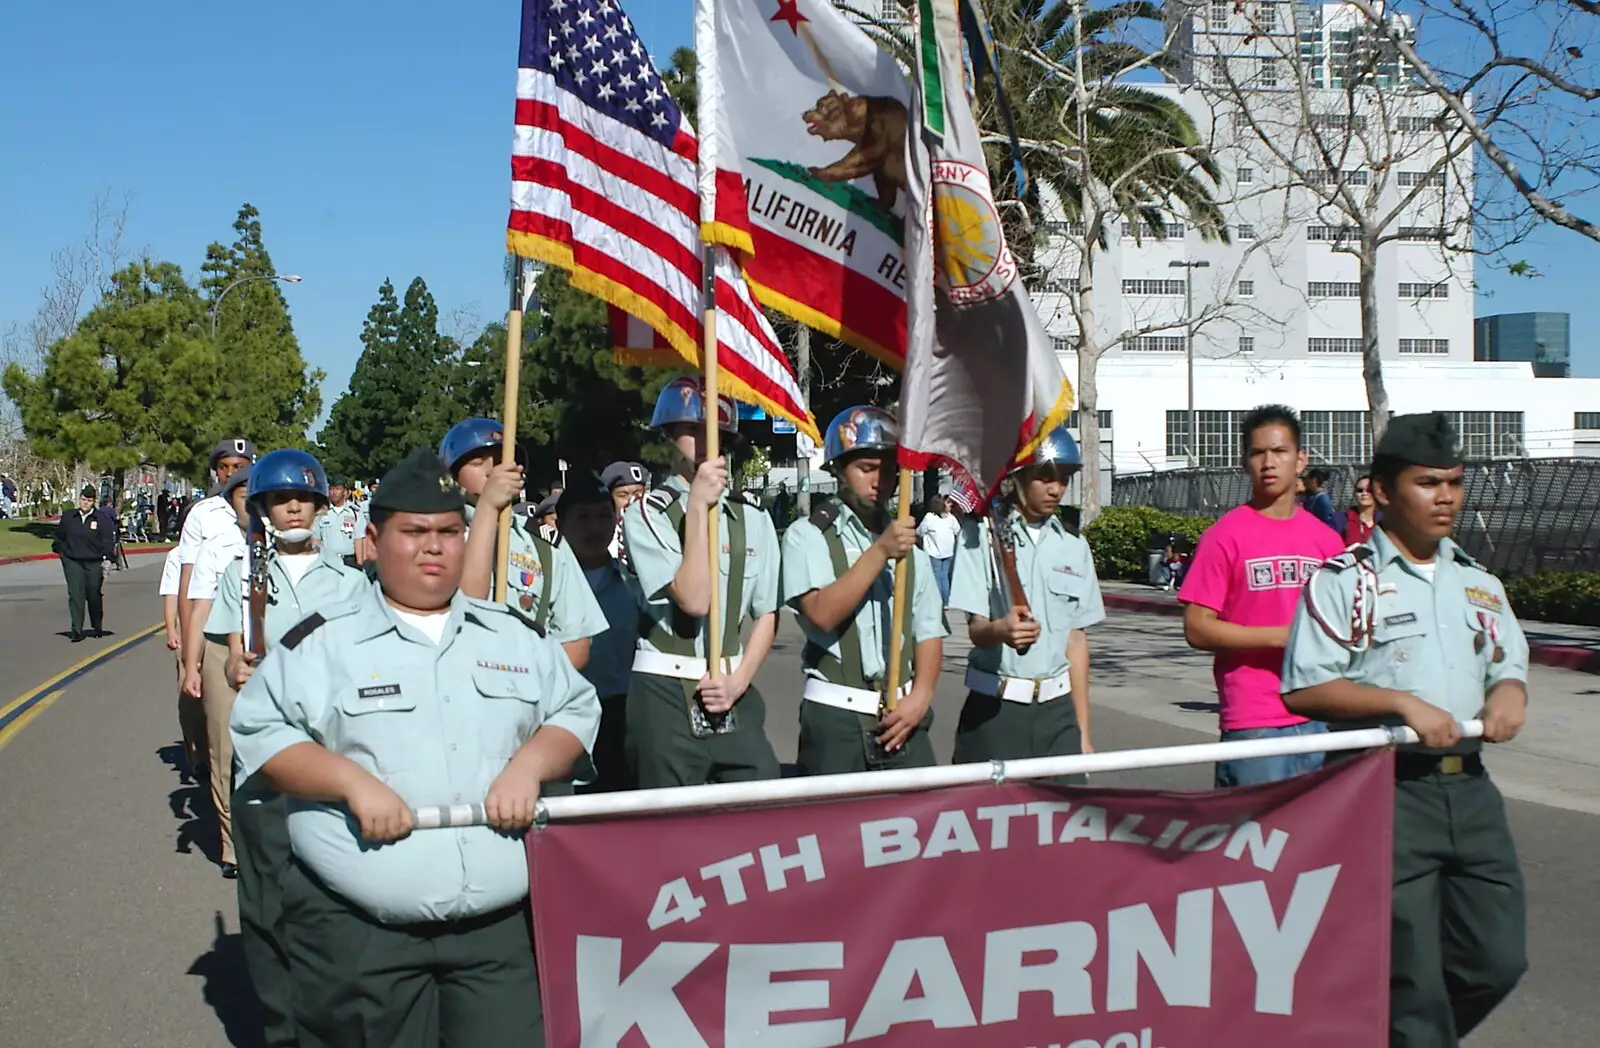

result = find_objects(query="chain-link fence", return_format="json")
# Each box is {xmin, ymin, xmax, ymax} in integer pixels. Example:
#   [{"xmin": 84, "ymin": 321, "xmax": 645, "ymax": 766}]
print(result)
[{"xmin": 1111, "ymin": 459, "xmax": 1600, "ymax": 577}]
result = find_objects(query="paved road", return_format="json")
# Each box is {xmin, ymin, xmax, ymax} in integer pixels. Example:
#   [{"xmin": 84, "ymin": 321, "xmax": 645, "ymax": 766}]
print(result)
[{"xmin": 0, "ymin": 560, "xmax": 1595, "ymax": 1046}]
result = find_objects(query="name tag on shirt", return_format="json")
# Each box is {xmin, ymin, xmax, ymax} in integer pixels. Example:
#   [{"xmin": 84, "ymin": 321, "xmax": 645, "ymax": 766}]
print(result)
[
  {"xmin": 1384, "ymin": 612, "xmax": 1418, "ymax": 627},
  {"xmin": 359, "ymin": 684, "xmax": 402, "ymax": 700}
]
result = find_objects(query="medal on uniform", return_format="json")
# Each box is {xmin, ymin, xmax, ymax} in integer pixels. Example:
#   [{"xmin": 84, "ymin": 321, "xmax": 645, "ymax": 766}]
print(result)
[
  {"xmin": 1476, "ymin": 611, "xmax": 1505, "ymax": 663},
  {"xmin": 519, "ymin": 592, "xmax": 534, "ymax": 611}
]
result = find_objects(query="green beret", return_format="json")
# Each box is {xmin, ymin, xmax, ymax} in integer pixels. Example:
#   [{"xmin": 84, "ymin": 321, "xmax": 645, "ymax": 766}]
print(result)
[
  {"xmin": 370, "ymin": 448, "xmax": 466, "ymax": 515},
  {"xmin": 1374, "ymin": 412, "xmax": 1463, "ymax": 469}
]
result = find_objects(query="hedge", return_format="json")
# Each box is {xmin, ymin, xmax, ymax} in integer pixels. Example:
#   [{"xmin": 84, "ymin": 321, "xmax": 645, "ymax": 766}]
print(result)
[
  {"xmin": 1504, "ymin": 570, "xmax": 1600, "ymax": 628},
  {"xmin": 1084, "ymin": 505, "xmax": 1215, "ymax": 581}
]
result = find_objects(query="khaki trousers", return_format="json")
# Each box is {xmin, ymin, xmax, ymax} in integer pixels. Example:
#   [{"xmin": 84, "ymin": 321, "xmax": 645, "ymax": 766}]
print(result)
[
  {"xmin": 177, "ymin": 652, "xmax": 207, "ymax": 775},
  {"xmin": 201, "ymin": 638, "xmax": 239, "ymax": 865}
]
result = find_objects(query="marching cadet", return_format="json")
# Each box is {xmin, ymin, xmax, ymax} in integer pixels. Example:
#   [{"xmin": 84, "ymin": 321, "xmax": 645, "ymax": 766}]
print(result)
[
  {"xmin": 311, "ymin": 476, "xmax": 363, "ymax": 566},
  {"xmin": 620, "ymin": 377, "xmax": 782, "ymax": 787},
  {"xmin": 1281, "ymin": 412, "xmax": 1529, "ymax": 1048},
  {"xmin": 947, "ymin": 425, "xmax": 1105, "ymax": 776},
  {"xmin": 534, "ymin": 493, "xmax": 560, "ymax": 543},
  {"xmin": 230, "ymin": 448, "xmax": 599, "ymax": 1048},
  {"xmin": 438, "ymin": 418, "xmax": 606, "ymax": 670},
  {"xmin": 205, "ymin": 449, "xmax": 366, "ymax": 1048},
  {"xmin": 602, "ymin": 460, "xmax": 648, "ymax": 559},
  {"xmin": 781, "ymin": 406, "xmax": 946, "ymax": 773},
  {"xmin": 182, "ymin": 463, "xmax": 254, "ymax": 878},
  {"xmin": 556, "ymin": 478, "xmax": 640, "ymax": 792},
  {"xmin": 177, "ymin": 438, "xmax": 257, "ymax": 648}
]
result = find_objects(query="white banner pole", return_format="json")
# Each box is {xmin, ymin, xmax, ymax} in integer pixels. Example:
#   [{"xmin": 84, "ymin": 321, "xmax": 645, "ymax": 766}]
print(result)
[{"xmin": 409, "ymin": 721, "xmax": 1485, "ymax": 829}]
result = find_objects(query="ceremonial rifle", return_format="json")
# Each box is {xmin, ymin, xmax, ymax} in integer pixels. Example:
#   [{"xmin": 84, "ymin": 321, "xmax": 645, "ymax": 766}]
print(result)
[
  {"xmin": 986, "ymin": 497, "xmax": 1033, "ymax": 656},
  {"xmin": 245, "ymin": 512, "xmax": 269, "ymax": 661}
]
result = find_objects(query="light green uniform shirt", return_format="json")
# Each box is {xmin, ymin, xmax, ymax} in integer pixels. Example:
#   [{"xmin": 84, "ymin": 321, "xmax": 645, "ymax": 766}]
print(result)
[
  {"xmin": 620, "ymin": 474, "xmax": 781, "ymax": 658},
  {"xmin": 463, "ymin": 503, "xmax": 607, "ymax": 644},
  {"xmin": 948, "ymin": 511, "xmax": 1106, "ymax": 680},
  {"xmin": 205, "ymin": 548, "xmax": 368, "ymax": 646},
  {"xmin": 1281, "ymin": 528, "xmax": 1529, "ymax": 733},
  {"xmin": 781, "ymin": 501, "xmax": 948, "ymax": 683},
  {"xmin": 230, "ymin": 585, "xmax": 600, "ymax": 924},
  {"xmin": 313, "ymin": 502, "xmax": 362, "ymax": 560}
]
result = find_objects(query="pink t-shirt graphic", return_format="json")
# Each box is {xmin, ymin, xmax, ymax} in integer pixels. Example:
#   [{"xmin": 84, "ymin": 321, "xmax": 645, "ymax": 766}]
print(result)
[{"xmin": 1179, "ymin": 505, "xmax": 1348, "ymax": 730}]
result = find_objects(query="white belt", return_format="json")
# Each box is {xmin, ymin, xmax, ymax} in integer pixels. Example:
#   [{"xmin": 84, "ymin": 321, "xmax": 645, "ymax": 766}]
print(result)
[
  {"xmin": 965, "ymin": 666, "xmax": 1072, "ymax": 704},
  {"xmin": 802, "ymin": 677, "xmax": 911, "ymax": 716},
  {"xmin": 631, "ymin": 650, "xmax": 742, "ymax": 681}
]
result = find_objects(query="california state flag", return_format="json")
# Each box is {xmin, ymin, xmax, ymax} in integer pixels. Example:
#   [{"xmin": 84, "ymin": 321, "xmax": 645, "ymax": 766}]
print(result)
[{"xmin": 694, "ymin": 0, "xmax": 912, "ymax": 364}]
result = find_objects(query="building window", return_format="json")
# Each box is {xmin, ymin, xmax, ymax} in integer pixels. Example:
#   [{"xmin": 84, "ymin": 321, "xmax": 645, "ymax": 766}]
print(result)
[
  {"xmin": 1237, "ymin": 223, "xmax": 1257, "ymax": 239},
  {"xmin": 1238, "ymin": 167, "xmax": 1254, "ymax": 185},
  {"xmin": 1123, "ymin": 222, "xmax": 1186, "ymax": 240},
  {"xmin": 1050, "ymin": 336, "xmax": 1074, "ymax": 354},
  {"xmin": 1399, "ymin": 338, "xmax": 1449, "ymax": 355},
  {"xmin": 1253, "ymin": 1, "xmax": 1278, "ymax": 29},
  {"xmin": 1044, "ymin": 219, "xmax": 1087, "ymax": 236},
  {"xmin": 1211, "ymin": 55, "xmax": 1230, "ymax": 80},
  {"xmin": 1306, "ymin": 169, "xmax": 1369, "ymax": 187},
  {"xmin": 1302, "ymin": 411, "xmax": 1375, "ymax": 463},
  {"xmin": 1308, "ymin": 282, "xmax": 1361, "ymax": 298},
  {"xmin": 1397, "ymin": 226, "xmax": 1446, "ymax": 242},
  {"xmin": 1308, "ymin": 337, "xmax": 1364, "ymax": 353},
  {"xmin": 1312, "ymin": 113, "xmax": 1367, "ymax": 132},
  {"xmin": 1398, "ymin": 114, "xmax": 1447, "ymax": 132},
  {"xmin": 1574, "ymin": 412, "xmax": 1600, "ymax": 430},
  {"xmin": 1444, "ymin": 411, "xmax": 1523, "ymax": 458},
  {"xmin": 1166, "ymin": 409, "xmax": 1250, "ymax": 466},
  {"xmin": 1238, "ymin": 279, "xmax": 1255, "ymax": 297},
  {"xmin": 1397, "ymin": 170, "xmax": 1447, "ymax": 188},
  {"xmin": 1239, "ymin": 336, "xmax": 1255, "ymax": 353},
  {"xmin": 1398, "ymin": 281, "xmax": 1449, "ymax": 299},
  {"xmin": 1258, "ymin": 59, "xmax": 1280, "ymax": 87},
  {"xmin": 1122, "ymin": 279, "xmax": 1187, "ymax": 296},
  {"xmin": 1068, "ymin": 409, "xmax": 1113, "ymax": 429},
  {"xmin": 1126, "ymin": 335, "xmax": 1187, "ymax": 353},
  {"xmin": 1211, "ymin": 2, "xmax": 1230, "ymax": 26},
  {"xmin": 1308, "ymin": 224, "xmax": 1357, "ymax": 242}
]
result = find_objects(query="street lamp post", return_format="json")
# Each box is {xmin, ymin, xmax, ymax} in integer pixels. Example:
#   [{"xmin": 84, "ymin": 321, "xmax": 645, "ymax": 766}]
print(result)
[
  {"xmin": 210, "ymin": 274, "xmax": 303, "ymax": 338},
  {"xmin": 1169, "ymin": 259, "xmax": 1210, "ymax": 468}
]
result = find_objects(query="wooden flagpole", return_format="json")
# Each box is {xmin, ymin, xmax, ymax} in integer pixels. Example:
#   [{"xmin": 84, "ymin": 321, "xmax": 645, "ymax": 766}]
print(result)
[
  {"xmin": 703, "ymin": 246, "xmax": 723, "ymax": 677},
  {"xmin": 494, "ymin": 259, "xmax": 525, "ymax": 605},
  {"xmin": 882, "ymin": 467, "xmax": 914, "ymax": 711}
]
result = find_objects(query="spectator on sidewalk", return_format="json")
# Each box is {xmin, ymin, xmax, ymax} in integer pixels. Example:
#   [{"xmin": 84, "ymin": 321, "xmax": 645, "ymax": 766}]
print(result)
[
  {"xmin": 53, "ymin": 485, "xmax": 114, "ymax": 642},
  {"xmin": 1302, "ymin": 468, "xmax": 1342, "ymax": 533},
  {"xmin": 916, "ymin": 495, "xmax": 961, "ymax": 605},
  {"xmin": 1343, "ymin": 473, "xmax": 1379, "ymax": 545},
  {"xmin": 1178, "ymin": 405, "xmax": 1347, "ymax": 787}
]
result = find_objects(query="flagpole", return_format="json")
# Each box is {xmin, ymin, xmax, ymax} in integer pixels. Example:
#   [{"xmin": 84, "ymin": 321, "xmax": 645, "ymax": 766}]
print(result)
[
  {"xmin": 882, "ymin": 466, "xmax": 914, "ymax": 711},
  {"xmin": 494, "ymin": 259, "xmax": 525, "ymax": 606},
  {"xmin": 702, "ymin": 246, "xmax": 723, "ymax": 677}
]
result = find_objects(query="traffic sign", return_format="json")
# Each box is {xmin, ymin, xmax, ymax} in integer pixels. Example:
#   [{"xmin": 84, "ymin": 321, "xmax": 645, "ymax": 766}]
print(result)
[{"xmin": 772, "ymin": 418, "xmax": 797, "ymax": 434}]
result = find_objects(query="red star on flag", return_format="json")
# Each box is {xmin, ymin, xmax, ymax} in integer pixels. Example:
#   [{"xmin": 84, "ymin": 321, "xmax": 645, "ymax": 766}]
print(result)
[{"xmin": 770, "ymin": 0, "xmax": 808, "ymax": 34}]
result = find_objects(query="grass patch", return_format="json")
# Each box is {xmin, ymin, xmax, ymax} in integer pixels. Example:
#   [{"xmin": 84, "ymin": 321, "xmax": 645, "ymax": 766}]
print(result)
[{"xmin": 0, "ymin": 518, "xmax": 173, "ymax": 559}]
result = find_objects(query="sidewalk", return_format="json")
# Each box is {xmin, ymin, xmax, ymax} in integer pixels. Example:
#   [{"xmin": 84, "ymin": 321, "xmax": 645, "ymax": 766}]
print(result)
[{"xmin": 1100, "ymin": 581, "xmax": 1600, "ymax": 675}]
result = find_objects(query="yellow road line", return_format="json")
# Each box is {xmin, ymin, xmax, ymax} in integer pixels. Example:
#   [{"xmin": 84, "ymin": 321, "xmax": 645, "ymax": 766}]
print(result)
[
  {"xmin": 0, "ymin": 690, "xmax": 66, "ymax": 754},
  {"xmin": 0, "ymin": 622, "xmax": 164, "ymax": 747}
]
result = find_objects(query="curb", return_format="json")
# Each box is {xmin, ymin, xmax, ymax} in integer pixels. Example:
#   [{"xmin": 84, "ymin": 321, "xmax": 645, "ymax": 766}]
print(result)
[
  {"xmin": 1103, "ymin": 590, "xmax": 1600, "ymax": 676},
  {"xmin": 0, "ymin": 546, "xmax": 172, "ymax": 567}
]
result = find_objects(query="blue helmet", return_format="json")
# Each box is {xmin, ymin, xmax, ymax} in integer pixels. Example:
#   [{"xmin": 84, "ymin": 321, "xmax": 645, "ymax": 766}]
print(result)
[
  {"xmin": 1010, "ymin": 424, "xmax": 1082, "ymax": 475},
  {"xmin": 246, "ymin": 449, "xmax": 328, "ymax": 506},
  {"xmin": 439, "ymin": 418, "xmax": 508, "ymax": 475},
  {"xmin": 650, "ymin": 376, "xmax": 739, "ymax": 434},
  {"xmin": 822, "ymin": 405, "xmax": 899, "ymax": 470}
]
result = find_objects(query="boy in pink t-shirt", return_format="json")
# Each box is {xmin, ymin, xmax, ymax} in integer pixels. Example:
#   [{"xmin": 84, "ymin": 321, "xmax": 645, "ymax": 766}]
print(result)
[{"xmin": 1179, "ymin": 405, "xmax": 1347, "ymax": 786}]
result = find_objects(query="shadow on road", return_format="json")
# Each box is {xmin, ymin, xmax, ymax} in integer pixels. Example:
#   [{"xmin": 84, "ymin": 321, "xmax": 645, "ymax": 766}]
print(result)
[
  {"xmin": 187, "ymin": 911, "xmax": 266, "ymax": 1048},
  {"xmin": 159, "ymin": 743, "xmax": 222, "ymax": 865}
]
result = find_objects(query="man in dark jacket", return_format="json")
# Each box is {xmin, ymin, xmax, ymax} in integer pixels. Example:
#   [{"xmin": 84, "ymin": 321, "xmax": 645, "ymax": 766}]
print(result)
[{"xmin": 54, "ymin": 486, "xmax": 113, "ymax": 641}]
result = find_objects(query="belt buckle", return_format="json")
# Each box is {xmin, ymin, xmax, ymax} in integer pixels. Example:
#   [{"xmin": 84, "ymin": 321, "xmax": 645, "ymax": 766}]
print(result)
[{"xmin": 1439, "ymin": 755, "xmax": 1464, "ymax": 775}]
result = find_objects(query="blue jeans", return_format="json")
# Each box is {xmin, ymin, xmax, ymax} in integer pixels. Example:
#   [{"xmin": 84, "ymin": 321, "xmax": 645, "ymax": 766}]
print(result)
[
  {"xmin": 930, "ymin": 556, "xmax": 953, "ymax": 605},
  {"xmin": 1214, "ymin": 721, "xmax": 1328, "ymax": 788}
]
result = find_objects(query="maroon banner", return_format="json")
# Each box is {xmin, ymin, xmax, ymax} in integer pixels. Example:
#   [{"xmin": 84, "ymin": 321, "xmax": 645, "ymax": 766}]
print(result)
[{"xmin": 530, "ymin": 750, "xmax": 1395, "ymax": 1048}]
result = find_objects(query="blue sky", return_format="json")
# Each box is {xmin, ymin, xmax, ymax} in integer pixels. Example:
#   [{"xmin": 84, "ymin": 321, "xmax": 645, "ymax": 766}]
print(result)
[{"xmin": 1, "ymin": 0, "xmax": 1596, "ymax": 439}]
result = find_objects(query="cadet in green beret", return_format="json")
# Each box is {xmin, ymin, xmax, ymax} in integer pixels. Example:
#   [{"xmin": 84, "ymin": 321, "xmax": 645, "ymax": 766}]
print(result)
[
  {"xmin": 311, "ymin": 475, "xmax": 364, "ymax": 566},
  {"xmin": 231, "ymin": 448, "xmax": 600, "ymax": 1048},
  {"xmin": 1282, "ymin": 411, "xmax": 1528, "ymax": 1048},
  {"xmin": 781, "ymin": 406, "xmax": 946, "ymax": 774}
]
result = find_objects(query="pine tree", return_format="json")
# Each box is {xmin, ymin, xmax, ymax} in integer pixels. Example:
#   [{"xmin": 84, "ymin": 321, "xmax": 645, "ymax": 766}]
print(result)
[{"xmin": 202, "ymin": 204, "xmax": 324, "ymax": 449}]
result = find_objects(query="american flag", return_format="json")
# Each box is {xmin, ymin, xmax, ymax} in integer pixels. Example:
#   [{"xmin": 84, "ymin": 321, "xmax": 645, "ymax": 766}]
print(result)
[{"xmin": 508, "ymin": 0, "xmax": 819, "ymax": 442}]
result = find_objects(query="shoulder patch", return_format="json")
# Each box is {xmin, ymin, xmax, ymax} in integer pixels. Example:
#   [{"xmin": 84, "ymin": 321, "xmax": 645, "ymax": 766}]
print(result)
[
  {"xmin": 644, "ymin": 488, "xmax": 677, "ymax": 512},
  {"xmin": 280, "ymin": 613, "xmax": 326, "ymax": 651},
  {"xmin": 809, "ymin": 499, "xmax": 839, "ymax": 531},
  {"xmin": 1318, "ymin": 545, "xmax": 1374, "ymax": 572},
  {"xmin": 739, "ymin": 489, "xmax": 763, "ymax": 508}
]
